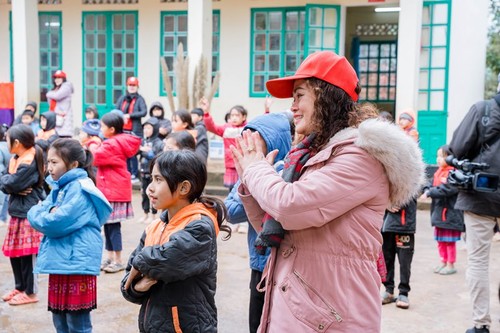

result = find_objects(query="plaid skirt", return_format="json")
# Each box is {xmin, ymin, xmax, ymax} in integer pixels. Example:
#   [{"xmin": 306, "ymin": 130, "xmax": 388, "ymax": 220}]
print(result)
[
  {"xmin": 434, "ymin": 227, "xmax": 461, "ymax": 242},
  {"xmin": 48, "ymin": 274, "xmax": 97, "ymax": 314},
  {"xmin": 106, "ymin": 201, "xmax": 134, "ymax": 224},
  {"xmin": 2, "ymin": 217, "xmax": 42, "ymax": 257}
]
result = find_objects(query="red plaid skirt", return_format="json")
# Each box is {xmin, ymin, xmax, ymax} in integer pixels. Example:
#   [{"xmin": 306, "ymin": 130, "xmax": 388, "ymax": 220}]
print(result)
[
  {"xmin": 48, "ymin": 274, "xmax": 97, "ymax": 313},
  {"xmin": 2, "ymin": 217, "xmax": 42, "ymax": 257}
]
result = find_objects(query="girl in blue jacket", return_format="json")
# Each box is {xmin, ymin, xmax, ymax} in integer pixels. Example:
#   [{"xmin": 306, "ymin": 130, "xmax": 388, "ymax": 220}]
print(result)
[{"xmin": 28, "ymin": 139, "xmax": 112, "ymax": 333}]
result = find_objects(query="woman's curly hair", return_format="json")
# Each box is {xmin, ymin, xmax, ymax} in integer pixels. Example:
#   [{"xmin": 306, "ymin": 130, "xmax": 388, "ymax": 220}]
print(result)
[{"xmin": 306, "ymin": 78, "xmax": 363, "ymax": 151}]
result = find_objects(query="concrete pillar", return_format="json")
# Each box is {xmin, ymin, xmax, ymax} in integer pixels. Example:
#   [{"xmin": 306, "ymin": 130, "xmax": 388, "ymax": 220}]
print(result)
[
  {"xmin": 447, "ymin": 0, "xmax": 489, "ymax": 140},
  {"xmin": 188, "ymin": 0, "xmax": 212, "ymax": 109},
  {"xmin": 395, "ymin": 0, "xmax": 423, "ymax": 119},
  {"xmin": 12, "ymin": 0, "xmax": 39, "ymax": 115}
]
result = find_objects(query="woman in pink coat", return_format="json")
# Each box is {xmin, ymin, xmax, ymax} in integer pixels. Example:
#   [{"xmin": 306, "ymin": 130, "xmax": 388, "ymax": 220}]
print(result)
[{"xmin": 231, "ymin": 51, "xmax": 425, "ymax": 332}]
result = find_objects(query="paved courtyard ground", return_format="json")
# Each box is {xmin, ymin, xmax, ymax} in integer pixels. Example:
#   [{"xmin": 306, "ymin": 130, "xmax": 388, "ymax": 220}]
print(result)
[{"xmin": 0, "ymin": 191, "xmax": 499, "ymax": 332}]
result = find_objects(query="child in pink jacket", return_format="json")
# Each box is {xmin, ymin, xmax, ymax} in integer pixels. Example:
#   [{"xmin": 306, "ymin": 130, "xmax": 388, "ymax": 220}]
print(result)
[{"xmin": 199, "ymin": 97, "xmax": 247, "ymax": 191}]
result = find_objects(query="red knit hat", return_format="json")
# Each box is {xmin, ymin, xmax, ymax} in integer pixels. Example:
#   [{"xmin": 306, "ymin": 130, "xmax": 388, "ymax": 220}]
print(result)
[
  {"xmin": 53, "ymin": 70, "xmax": 66, "ymax": 79},
  {"xmin": 127, "ymin": 76, "xmax": 139, "ymax": 86},
  {"xmin": 266, "ymin": 51, "xmax": 359, "ymax": 101}
]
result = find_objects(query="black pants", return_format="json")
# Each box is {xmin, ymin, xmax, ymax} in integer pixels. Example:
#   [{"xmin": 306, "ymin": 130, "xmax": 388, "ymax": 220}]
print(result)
[
  {"xmin": 249, "ymin": 269, "xmax": 265, "ymax": 333},
  {"xmin": 10, "ymin": 255, "xmax": 37, "ymax": 295},
  {"xmin": 382, "ymin": 232, "xmax": 414, "ymax": 296},
  {"xmin": 127, "ymin": 156, "xmax": 139, "ymax": 178},
  {"xmin": 141, "ymin": 174, "xmax": 157, "ymax": 215}
]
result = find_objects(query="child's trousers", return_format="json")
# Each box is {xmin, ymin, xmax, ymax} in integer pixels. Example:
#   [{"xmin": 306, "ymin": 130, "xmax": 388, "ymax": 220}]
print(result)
[
  {"xmin": 52, "ymin": 312, "xmax": 92, "ymax": 333},
  {"xmin": 382, "ymin": 231, "xmax": 415, "ymax": 296},
  {"xmin": 10, "ymin": 254, "xmax": 37, "ymax": 295},
  {"xmin": 140, "ymin": 173, "xmax": 157, "ymax": 215}
]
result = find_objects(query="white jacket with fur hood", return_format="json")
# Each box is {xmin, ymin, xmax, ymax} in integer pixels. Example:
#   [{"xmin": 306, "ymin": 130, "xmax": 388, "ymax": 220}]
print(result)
[{"xmin": 239, "ymin": 118, "xmax": 426, "ymax": 333}]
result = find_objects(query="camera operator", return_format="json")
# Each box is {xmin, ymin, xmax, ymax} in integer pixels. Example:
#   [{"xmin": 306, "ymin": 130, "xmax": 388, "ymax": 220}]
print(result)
[{"xmin": 448, "ymin": 79, "xmax": 500, "ymax": 333}]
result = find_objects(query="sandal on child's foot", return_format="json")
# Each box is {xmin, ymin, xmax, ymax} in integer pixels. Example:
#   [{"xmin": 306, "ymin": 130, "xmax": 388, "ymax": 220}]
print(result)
[
  {"xmin": 381, "ymin": 291, "xmax": 396, "ymax": 305},
  {"xmin": 439, "ymin": 267, "xmax": 457, "ymax": 275},
  {"xmin": 2, "ymin": 289, "xmax": 21, "ymax": 302},
  {"xmin": 8, "ymin": 292, "xmax": 38, "ymax": 306},
  {"xmin": 396, "ymin": 295, "xmax": 410, "ymax": 309}
]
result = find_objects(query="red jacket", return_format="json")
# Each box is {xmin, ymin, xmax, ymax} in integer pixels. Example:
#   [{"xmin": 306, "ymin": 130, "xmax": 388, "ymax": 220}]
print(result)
[
  {"xmin": 203, "ymin": 113, "xmax": 246, "ymax": 170},
  {"xmin": 93, "ymin": 133, "xmax": 141, "ymax": 202}
]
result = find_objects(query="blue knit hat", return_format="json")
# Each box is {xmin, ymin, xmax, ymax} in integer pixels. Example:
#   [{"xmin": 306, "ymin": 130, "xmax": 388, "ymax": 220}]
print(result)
[{"xmin": 81, "ymin": 119, "xmax": 101, "ymax": 136}]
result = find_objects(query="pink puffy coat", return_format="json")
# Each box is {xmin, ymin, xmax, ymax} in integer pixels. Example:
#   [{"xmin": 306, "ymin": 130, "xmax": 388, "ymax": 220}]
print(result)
[{"xmin": 239, "ymin": 120, "xmax": 425, "ymax": 333}]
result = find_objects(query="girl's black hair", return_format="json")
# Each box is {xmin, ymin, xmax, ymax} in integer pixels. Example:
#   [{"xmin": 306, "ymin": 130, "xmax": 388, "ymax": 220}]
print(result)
[
  {"xmin": 52, "ymin": 77, "xmax": 67, "ymax": 90},
  {"xmin": 85, "ymin": 105, "xmax": 100, "ymax": 119},
  {"xmin": 7, "ymin": 124, "xmax": 45, "ymax": 187},
  {"xmin": 229, "ymin": 105, "xmax": 248, "ymax": 118},
  {"xmin": 164, "ymin": 131, "xmax": 196, "ymax": 151},
  {"xmin": 306, "ymin": 78, "xmax": 362, "ymax": 152},
  {"xmin": 151, "ymin": 150, "xmax": 231, "ymax": 239},
  {"xmin": 49, "ymin": 138, "xmax": 96, "ymax": 184},
  {"xmin": 173, "ymin": 109, "xmax": 194, "ymax": 130},
  {"xmin": 101, "ymin": 112, "xmax": 124, "ymax": 134}
]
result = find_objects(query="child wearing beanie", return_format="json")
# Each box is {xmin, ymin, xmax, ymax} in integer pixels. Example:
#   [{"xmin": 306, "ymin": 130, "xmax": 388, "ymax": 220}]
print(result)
[{"xmin": 79, "ymin": 119, "xmax": 102, "ymax": 152}]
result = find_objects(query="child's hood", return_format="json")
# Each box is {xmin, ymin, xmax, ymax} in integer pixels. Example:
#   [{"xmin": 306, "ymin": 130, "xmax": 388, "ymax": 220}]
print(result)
[
  {"xmin": 399, "ymin": 109, "xmax": 416, "ymax": 129},
  {"xmin": 149, "ymin": 101, "xmax": 165, "ymax": 119},
  {"xmin": 145, "ymin": 203, "xmax": 219, "ymax": 246},
  {"xmin": 41, "ymin": 111, "xmax": 57, "ymax": 131},
  {"xmin": 143, "ymin": 117, "xmax": 160, "ymax": 139},
  {"xmin": 113, "ymin": 133, "xmax": 142, "ymax": 157},
  {"xmin": 46, "ymin": 168, "xmax": 112, "ymax": 225},
  {"xmin": 243, "ymin": 113, "xmax": 292, "ymax": 162}
]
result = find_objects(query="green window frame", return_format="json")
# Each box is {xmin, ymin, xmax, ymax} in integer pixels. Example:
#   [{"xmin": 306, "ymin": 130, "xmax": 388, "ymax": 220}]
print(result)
[
  {"xmin": 418, "ymin": 0, "xmax": 452, "ymax": 164},
  {"xmin": 419, "ymin": 1, "xmax": 451, "ymax": 113},
  {"xmin": 358, "ymin": 41, "xmax": 397, "ymax": 103},
  {"xmin": 159, "ymin": 10, "xmax": 220, "ymax": 96},
  {"xmin": 39, "ymin": 12, "xmax": 63, "ymax": 112},
  {"xmin": 82, "ymin": 11, "xmax": 138, "ymax": 118},
  {"xmin": 304, "ymin": 4, "xmax": 340, "ymax": 55},
  {"xmin": 8, "ymin": 12, "xmax": 63, "ymax": 107},
  {"xmin": 249, "ymin": 5, "xmax": 340, "ymax": 97}
]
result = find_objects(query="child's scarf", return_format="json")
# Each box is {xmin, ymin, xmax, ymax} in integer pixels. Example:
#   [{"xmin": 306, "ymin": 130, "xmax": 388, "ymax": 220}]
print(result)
[{"xmin": 254, "ymin": 133, "xmax": 316, "ymax": 254}]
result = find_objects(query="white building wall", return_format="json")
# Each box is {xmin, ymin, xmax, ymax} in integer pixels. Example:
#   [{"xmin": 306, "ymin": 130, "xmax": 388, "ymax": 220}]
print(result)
[
  {"xmin": 0, "ymin": 3, "xmax": 10, "ymax": 83},
  {"xmin": 395, "ymin": 0, "xmax": 423, "ymax": 118},
  {"xmin": 447, "ymin": 0, "xmax": 489, "ymax": 141}
]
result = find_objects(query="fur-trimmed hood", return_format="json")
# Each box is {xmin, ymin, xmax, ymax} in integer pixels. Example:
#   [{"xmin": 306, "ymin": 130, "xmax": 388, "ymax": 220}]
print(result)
[{"xmin": 329, "ymin": 118, "xmax": 426, "ymax": 207}]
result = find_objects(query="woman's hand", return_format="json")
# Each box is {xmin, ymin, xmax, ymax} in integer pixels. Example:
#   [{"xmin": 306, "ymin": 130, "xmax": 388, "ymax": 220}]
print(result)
[{"xmin": 231, "ymin": 130, "xmax": 278, "ymax": 178}]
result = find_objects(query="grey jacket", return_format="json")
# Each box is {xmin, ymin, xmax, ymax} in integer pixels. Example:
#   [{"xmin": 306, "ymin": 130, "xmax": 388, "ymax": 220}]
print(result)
[
  {"xmin": 46, "ymin": 81, "xmax": 74, "ymax": 137},
  {"xmin": 448, "ymin": 95, "xmax": 500, "ymax": 217}
]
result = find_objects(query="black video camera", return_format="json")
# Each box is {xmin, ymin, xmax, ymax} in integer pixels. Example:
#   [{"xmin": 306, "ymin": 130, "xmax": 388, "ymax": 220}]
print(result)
[{"xmin": 446, "ymin": 156, "xmax": 499, "ymax": 192}]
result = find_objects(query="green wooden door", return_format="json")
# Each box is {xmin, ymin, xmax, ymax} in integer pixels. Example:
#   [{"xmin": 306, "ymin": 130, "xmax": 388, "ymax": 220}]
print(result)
[
  {"xmin": 82, "ymin": 11, "xmax": 138, "ymax": 119},
  {"xmin": 418, "ymin": 1, "xmax": 451, "ymax": 164}
]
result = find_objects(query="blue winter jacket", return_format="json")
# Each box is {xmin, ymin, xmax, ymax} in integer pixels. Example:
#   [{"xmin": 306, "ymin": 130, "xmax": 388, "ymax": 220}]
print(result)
[
  {"xmin": 225, "ymin": 113, "xmax": 291, "ymax": 272},
  {"xmin": 28, "ymin": 168, "xmax": 112, "ymax": 275}
]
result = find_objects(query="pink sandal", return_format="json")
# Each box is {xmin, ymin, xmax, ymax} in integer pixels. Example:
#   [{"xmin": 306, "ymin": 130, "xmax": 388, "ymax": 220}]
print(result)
[
  {"xmin": 8, "ymin": 292, "xmax": 39, "ymax": 306},
  {"xmin": 1, "ymin": 289, "xmax": 21, "ymax": 302}
]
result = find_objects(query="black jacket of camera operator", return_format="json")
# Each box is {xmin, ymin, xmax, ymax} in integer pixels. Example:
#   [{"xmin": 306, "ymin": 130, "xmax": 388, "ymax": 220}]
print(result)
[{"xmin": 448, "ymin": 95, "xmax": 500, "ymax": 217}]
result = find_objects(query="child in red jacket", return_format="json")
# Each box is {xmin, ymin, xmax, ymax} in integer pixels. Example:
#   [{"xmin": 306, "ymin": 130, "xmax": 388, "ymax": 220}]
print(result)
[
  {"xmin": 93, "ymin": 112, "xmax": 141, "ymax": 273},
  {"xmin": 199, "ymin": 97, "xmax": 247, "ymax": 191}
]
